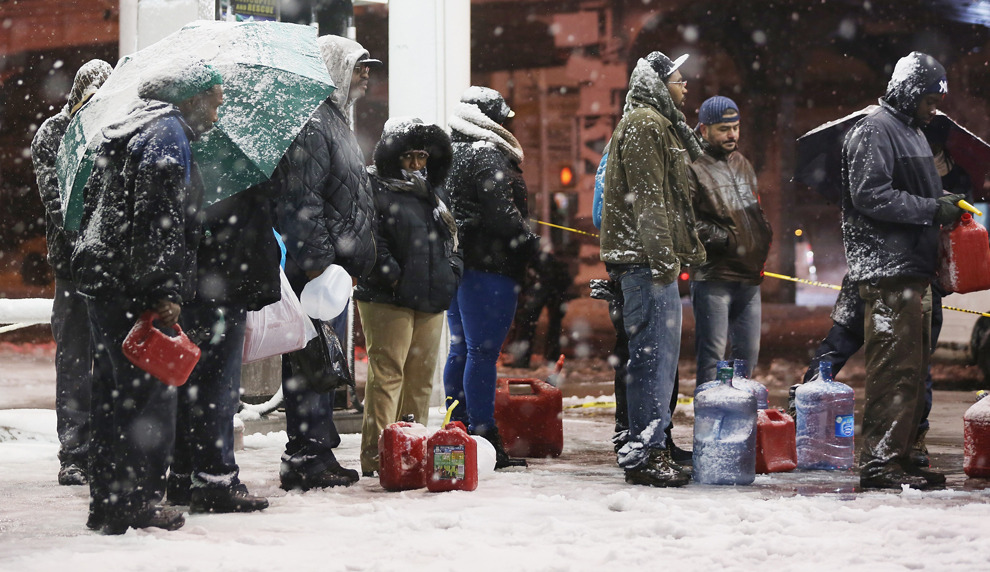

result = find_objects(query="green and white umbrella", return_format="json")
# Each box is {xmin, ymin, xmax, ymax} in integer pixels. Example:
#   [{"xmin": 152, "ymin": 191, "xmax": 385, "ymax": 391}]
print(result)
[{"xmin": 57, "ymin": 20, "xmax": 335, "ymax": 230}]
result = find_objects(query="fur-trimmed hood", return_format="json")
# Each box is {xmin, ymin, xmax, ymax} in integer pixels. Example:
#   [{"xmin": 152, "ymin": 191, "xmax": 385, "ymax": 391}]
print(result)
[{"xmin": 372, "ymin": 117, "xmax": 452, "ymax": 188}]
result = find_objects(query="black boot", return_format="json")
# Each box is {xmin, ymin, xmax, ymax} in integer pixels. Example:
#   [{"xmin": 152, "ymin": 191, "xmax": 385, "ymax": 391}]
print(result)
[
  {"xmin": 190, "ymin": 483, "xmax": 269, "ymax": 514},
  {"xmin": 473, "ymin": 426, "xmax": 527, "ymax": 469}
]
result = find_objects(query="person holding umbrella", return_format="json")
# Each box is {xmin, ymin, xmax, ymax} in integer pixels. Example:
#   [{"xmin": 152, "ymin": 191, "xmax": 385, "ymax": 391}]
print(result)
[
  {"xmin": 31, "ymin": 58, "xmax": 112, "ymax": 487},
  {"xmin": 598, "ymin": 51, "xmax": 705, "ymax": 487},
  {"xmin": 271, "ymin": 35, "xmax": 379, "ymax": 491},
  {"xmin": 841, "ymin": 51, "xmax": 960, "ymax": 490},
  {"xmin": 355, "ymin": 117, "xmax": 459, "ymax": 476},
  {"xmin": 70, "ymin": 58, "xmax": 224, "ymax": 534}
]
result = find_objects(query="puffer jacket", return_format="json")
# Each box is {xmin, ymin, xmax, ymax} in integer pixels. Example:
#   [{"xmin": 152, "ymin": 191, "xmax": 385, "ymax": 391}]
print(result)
[
  {"xmin": 841, "ymin": 52, "xmax": 945, "ymax": 283},
  {"xmin": 72, "ymin": 100, "xmax": 203, "ymax": 308},
  {"xmin": 689, "ymin": 142, "xmax": 772, "ymax": 283},
  {"xmin": 599, "ymin": 58, "xmax": 705, "ymax": 284},
  {"xmin": 446, "ymin": 102, "xmax": 539, "ymax": 284},
  {"xmin": 354, "ymin": 121, "xmax": 462, "ymax": 313},
  {"xmin": 272, "ymin": 98, "xmax": 376, "ymax": 293}
]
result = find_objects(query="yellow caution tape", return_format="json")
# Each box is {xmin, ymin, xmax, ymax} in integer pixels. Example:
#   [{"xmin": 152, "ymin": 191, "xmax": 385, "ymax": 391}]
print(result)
[
  {"xmin": 530, "ymin": 219, "xmax": 600, "ymax": 238},
  {"xmin": 566, "ymin": 397, "xmax": 694, "ymax": 410}
]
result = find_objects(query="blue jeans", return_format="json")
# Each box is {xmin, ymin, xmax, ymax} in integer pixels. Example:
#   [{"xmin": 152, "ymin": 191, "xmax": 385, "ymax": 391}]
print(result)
[
  {"xmin": 172, "ymin": 303, "xmax": 246, "ymax": 491},
  {"xmin": 691, "ymin": 280, "xmax": 761, "ymax": 385},
  {"xmin": 609, "ymin": 266, "xmax": 681, "ymax": 469},
  {"xmin": 443, "ymin": 269, "xmax": 519, "ymax": 433},
  {"xmin": 52, "ymin": 278, "xmax": 93, "ymax": 469}
]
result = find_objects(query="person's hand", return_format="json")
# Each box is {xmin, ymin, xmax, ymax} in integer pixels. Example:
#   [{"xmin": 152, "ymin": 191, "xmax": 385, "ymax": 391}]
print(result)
[
  {"xmin": 934, "ymin": 193, "xmax": 966, "ymax": 226},
  {"xmin": 153, "ymin": 299, "xmax": 181, "ymax": 328}
]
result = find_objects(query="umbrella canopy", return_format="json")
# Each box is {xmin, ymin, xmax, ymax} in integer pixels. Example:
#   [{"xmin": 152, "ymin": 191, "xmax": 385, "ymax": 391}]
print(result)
[
  {"xmin": 57, "ymin": 20, "xmax": 335, "ymax": 230},
  {"xmin": 794, "ymin": 106, "xmax": 990, "ymax": 203}
]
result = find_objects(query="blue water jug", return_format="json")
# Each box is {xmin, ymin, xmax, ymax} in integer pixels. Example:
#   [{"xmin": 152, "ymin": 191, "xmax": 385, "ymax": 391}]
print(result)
[
  {"xmin": 694, "ymin": 360, "xmax": 731, "ymax": 397},
  {"xmin": 730, "ymin": 359, "xmax": 769, "ymax": 410},
  {"xmin": 795, "ymin": 361, "xmax": 855, "ymax": 470},
  {"xmin": 693, "ymin": 365, "xmax": 758, "ymax": 485}
]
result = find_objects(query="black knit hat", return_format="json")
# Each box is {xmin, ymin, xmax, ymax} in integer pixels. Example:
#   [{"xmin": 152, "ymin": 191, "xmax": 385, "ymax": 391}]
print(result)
[
  {"xmin": 646, "ymin": 51, "xmax": 689, "ymax": 80},
  {"xmin": 460, "ymin": 86, "xmax": 514, "ymax": 124}
]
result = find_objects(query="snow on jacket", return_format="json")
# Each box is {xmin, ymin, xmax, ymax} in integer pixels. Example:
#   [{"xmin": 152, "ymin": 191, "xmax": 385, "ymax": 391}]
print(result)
[
  {"xmin": 446, "ymin": 101, "xmax": 539, "ymax": 283},
  {"xmin": 194, "ymin": 184, "xmax": 281, "ymax": 311},
  {"xmin": 272, "ymin": 97, "xmax": 376, "ymax": 290},
  {"xmin": 841, "ymin": 52, "xmax": 945, "ymax": 284},
  {"xmin": 71, "ymin": 100, "xmax": 203, "ymax": 308},
  {"xmin": 599, "ymin": 57, "xmax": 705, "ymax": 284},
  {"xmin": 689, "ymin": 141, "xmax": 772, "ymax": 283},
  {"xmin": 354, "ymin": 121, "xmax": 462, "ymax": 313},
  {"xmin": 31, "ymin": 59, "xmax": 112, "ymax": 279}
]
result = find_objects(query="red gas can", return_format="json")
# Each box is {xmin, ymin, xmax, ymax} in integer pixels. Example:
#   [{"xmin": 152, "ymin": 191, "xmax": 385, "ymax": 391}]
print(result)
[
  {"xmin": 494, "ymin": 377, "xmax": 563, "ymax": 458},
  {"xmin": 755, "ymin": 408, "xmax": 797, "ymax": 474},
  {"xmin": 963, "ymin": 394, "xmax": 990, "ymax": 477},
  {"xmin": 427, "ymin": 421, "xmax": 478, "ymax": 492},
  {"xmin": 122, "ymin": 311, "xmax": 201, "ymax": 387},
  {"xmin": 378, "ymin": 421, "xmax": 429, "ymax": 491},
  {"xmin": 938, "ymin": 213, "xmax": 990, "ymax": 294}
]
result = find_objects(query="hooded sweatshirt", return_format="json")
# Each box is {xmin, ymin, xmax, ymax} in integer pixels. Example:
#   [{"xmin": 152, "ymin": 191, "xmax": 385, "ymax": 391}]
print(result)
[
  {"xmin": 840, "ymin": 52, "xmax": 945, "ymax": 284},
  {"xmin": 31, "ymin": 59, "xmax": 112, "ymax": 278},
  {"xmin": 599, "ymin": 57, "xmax": 705, "ymax": 283},
  {"xmin": 317, "ymin": 35, "xmax": 371, "ymax": 114}
]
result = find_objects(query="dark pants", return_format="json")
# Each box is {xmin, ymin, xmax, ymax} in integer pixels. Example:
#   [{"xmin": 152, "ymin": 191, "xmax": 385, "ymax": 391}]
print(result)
[
  {"xmin": 171, "ymin": 303, "xmax": 246, "ymax": 491},
  {"xmin": 280, "ymin": 352, "xmax": 343, "ymax": 479},
  {"xmin": 52, "ymin": 278, "xmax": 93, "ymax": 469},
  {"xmin": 511, "ymin": 281, "xmax": 567, "ymax": 364},
  {"xmin": 804, "ymin": 288, "xmax": 941, "ymax": 432},
  {"xmin": 859, "ymin": 279, "xmax": 932, "ymax": 477},
  {"xmin": 85, "ymin": 296, "xmax": 176, "ymax": 520}
]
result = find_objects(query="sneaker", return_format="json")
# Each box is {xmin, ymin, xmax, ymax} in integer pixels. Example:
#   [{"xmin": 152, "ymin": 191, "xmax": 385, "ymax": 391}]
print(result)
[
  {"xmin": 624, "ymin": 449, "xmax": 691, "ymax": 488},
  {"xmin": 860, "ymin": 465, "xmax": 936, "ymax": 491},
  {"xmin": 102, "ymin": 506, "xmax": 185, "ymax": 535},
  {"xmin": 909, "ymin": 428, "xmax": 930, "ymax": 467},
  {"xmin": 58, "ymin": 464, "xmax": 88, "ymax": 486},
  {"xmin": 280, "ymin": 463, "xmax": 360, "ymax": 491},
  {"xmin": 190, "ymin": 484, "xmax": 269, "ymax": 514}
]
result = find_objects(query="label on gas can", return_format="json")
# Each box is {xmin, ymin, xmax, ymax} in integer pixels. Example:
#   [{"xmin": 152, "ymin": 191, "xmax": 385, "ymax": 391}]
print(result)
[
  {"xmin": 834, "ymin": 414, "xmax": 854, "ymax": 438},
  {"xmin": 432, "ymin": 445, "xmax": 466, "ymax": 480}
]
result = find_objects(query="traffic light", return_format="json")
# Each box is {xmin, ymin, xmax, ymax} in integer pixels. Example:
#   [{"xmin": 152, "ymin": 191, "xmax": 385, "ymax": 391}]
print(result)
[{"xmin": 559, "ymin": 165, "xmax": 574, "ymax": 187}]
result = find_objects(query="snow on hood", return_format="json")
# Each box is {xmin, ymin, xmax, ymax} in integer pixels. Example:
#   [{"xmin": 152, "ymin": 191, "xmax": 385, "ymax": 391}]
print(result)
[
  {"xmin": 317, "ymin": 35, "xmax": 371, "ymax": 111},
  {"xmin": 883, "ymin": 51, "xmax": 946, "ymax": 118},
  {"xmin": 448, "ymin": 101, "xmax": 524, "ymax": 163},
  {"xmin": 66, "ymin": 59, "xmax": 112, "ymax": 117},
  {"xmin": 624, "ymin": 57, "xmax": 703, "ymax": 161}
]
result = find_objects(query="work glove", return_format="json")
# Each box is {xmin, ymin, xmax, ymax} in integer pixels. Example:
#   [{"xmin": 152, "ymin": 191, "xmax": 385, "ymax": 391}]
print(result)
[{"xmin": 934, "ymin": 193, "xmax": 966, "ymax": 226}]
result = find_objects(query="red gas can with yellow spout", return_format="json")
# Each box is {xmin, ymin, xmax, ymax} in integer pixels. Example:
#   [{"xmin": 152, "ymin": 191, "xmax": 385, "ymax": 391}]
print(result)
[
  {"xmin": 937, "ymin": 213, "xmax": 990, "ymax": 294},
  {"xmin": 427, "ymin": 421, "xmax": 478, "ymax": 492}
]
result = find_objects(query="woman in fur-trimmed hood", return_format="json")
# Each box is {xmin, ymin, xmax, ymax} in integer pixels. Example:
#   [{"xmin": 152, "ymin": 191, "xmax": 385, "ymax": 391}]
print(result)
[{"xmin": 354, "ymin": 117, "xmax": 461, "ymax": 475}]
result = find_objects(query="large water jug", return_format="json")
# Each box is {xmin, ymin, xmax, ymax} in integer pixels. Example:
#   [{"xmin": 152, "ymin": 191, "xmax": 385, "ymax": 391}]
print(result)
[
  {"xmin": 795, "ymin": 361, "xmax": 855, "ymax": 470},
  {"xmin": 731, "ymin": 359, "xmax": 769, "ymax": 410},
  {"xmin": 693, "ymin": 365, "xmax": 758, "ymax": 485},
  {"xmin": 694, "ymin": 360, "xmax": 731, "ymax": 397},
  {"xmin": 963, "ymin": 392, "xmax": 990, "ymax": 477},
  {"xmin": 937, "ymin": 213, "xmax": 990, "ymax": 294}
]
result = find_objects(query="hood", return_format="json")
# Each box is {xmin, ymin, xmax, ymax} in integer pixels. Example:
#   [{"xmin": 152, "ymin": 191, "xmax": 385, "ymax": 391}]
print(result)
[
  {"xmin": 101, "ymin": 100, "xmax": 192, "ymax": 145},
  {"xmin": 448, "ymin": 101, "xmax": 525, "ymax": 163},
  {"xmin": 624, "ymin": 58, "xmax": 703, "ymax": 161},
  {"xmin": 373, "ymin": 117, "xmax": 453, "ymax": 188},
  {"xmin": 883, "ymin": 51, "xmax": 947, "ymax": 118},
  {"xmin": 317, "ymin": 35, "xmax": 371, "ymax": 110},
  {"xmin": 66, "ymin": 59, "xmax": 113, "ymax": 117}
]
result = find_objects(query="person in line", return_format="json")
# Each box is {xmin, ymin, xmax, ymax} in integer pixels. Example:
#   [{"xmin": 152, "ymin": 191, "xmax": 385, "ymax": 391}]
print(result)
[
  {"xmin": 599, "ymin": 51, "xmax": 705, "ymax": 487},
  {"xmin": 71, "ymin": 58, "xmax": 224, "ymax": 534},
  {"xmin": 689, "ymin": 96, "xmax": 773, "ymax": 385},
  {"xmin": 31, "ymin": 59, "xmax": 112, "ymax": 486},
  {"xmin": 165, "ymin": 183, "xmax": 280, "ymax": 514},
  {"xmin": 841, "ymin": 51, "xmax": 960, "ymax": 490},
  {"xmin": 355, "ymin": 117, "xmax": 459, "ymax": 476},
  {"xmin": 443, "ymin": 86, "xmax": 538, "ymax": 469},
  {"xmin": 272, "ymin": 34, "xmax": 379, "ymax": 491}
]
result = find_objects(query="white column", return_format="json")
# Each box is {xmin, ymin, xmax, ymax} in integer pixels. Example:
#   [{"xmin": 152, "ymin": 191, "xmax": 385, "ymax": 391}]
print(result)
[
  {"xmin": 120, "ymin": 0, "xmax": 202, "ymax": 58},
  {"xmin": 388, "ymin": 0, "xmax": 470, "ymax": 128}
]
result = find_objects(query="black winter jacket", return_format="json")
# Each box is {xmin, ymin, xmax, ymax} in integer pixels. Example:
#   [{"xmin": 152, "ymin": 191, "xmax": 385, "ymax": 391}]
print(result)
[
  {"xmin": 31, "ymin": 112, "xmax": 73, "ymax": 279},
  {"xmin": 273, "ymin": 98, "xmax": 376, "ymax": 293},
  {"xmin": 72, "ymin": 101, "xmax": 203, "ymax": 308},
  {"xmin": 354, "ymin": 123, "xmax": 462, "ymax": 313},
  {"xmin": 194, "ymin": 185, "xmax": 281, "ymax": 311},
  {"xmin": 446, "ymin": 129, "xmax": 538, "ymax": 284}
]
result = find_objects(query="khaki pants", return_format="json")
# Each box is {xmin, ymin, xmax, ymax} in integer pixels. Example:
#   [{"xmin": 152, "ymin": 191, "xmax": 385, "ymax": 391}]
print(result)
[
  {"xmin": 859, "ymin": 278, "xmax": 931, "ymax": 477},
  {"xmin": 357, "ymin": 301, "xmax": 444, "ymax": 473}
]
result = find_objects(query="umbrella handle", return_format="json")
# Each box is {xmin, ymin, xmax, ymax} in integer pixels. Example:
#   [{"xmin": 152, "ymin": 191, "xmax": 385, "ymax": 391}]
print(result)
[{"xmin": 959, "ymin": 200, "xmax": 983, "ymax": 217}]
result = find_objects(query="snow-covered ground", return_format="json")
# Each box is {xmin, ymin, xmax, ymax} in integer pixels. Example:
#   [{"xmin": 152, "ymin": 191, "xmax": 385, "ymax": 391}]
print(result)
[{"xmin": 2, "ymin": 346, "xmax": 990, "ymax": 571}]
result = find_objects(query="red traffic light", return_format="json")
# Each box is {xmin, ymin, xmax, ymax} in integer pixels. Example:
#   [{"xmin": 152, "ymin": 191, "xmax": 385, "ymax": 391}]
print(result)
[{"xmin": 559, "ymin": 166, "xmax": 574, "ymax": 187}]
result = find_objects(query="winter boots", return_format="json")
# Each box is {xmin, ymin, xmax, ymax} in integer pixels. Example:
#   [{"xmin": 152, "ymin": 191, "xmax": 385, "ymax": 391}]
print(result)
[
  {"xmin": 624, "ymin": 448, "xmax": 691, "ymax": 488},
  {"xmin": 101, "ymin": 505, "xmax": 186, "ymax": 535},
  {"xmin": 190, "ymin": 483, "xmax": 269, "ymax": 514},
  {"xmin": 472, "ymin": 426, "xmax": 527, "ymax": 469},
  {"xmin": 280, "ymin": 461, "xmax": 360, "ymax": 491},
  {"xmin": 58, "ymin": 463, "xmax": 88, "ymax": 486},
  {"xmin": 860, "ymin": 459, "xmax": 945, "ymax": 491},
  {"xmin": 910, "ymin": 428, "xmax": 931, "ymax": 467}
]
